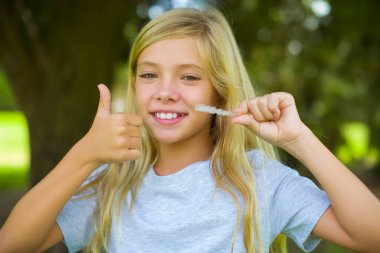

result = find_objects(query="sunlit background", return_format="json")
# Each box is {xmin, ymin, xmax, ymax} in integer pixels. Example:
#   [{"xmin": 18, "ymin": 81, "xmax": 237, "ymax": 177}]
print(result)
[{"xmin": 0, "ymin": 0, "xmax": 378, "ymax": 252}]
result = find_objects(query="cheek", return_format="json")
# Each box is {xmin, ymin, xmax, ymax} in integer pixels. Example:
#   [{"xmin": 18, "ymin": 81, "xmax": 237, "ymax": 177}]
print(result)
[
  {"xmin": 135, "ymin": 87, "xmax": 149, "ymax": 113},
  {"xmin": 183, "ymin": 86, "xmax": 218, "ymax": 105},
  {"xmin": 205, "ymin": 88, "xmax": 219, "ymax": 105}
]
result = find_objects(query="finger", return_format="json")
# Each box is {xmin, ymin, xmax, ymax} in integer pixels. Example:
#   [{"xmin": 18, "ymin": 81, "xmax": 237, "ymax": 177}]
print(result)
[
  {"xmin": 126, "ymin": 136, "xmax": 142, "ymax": 149},
  {"xmin": 247, "ymin": 99, "xmax": 266, "ymax": 122},
  {"xmin": 127, "ymin": 115, "xmax": 143, "ymax": 127},
  {"xmin": 114, "ymin": 124, "xmax": 141, "ymax": 138},
  {"xmin": 116, "ymin": 136, "xmax": 141, "ymax": 150},
  {"xmin": 256, "ymin": 96, "xmax": 278, "ymax": 121},
  {"xmin": 123, "ymin": 149, "xmax": 142, "ymax": 161},
  {"xmin": 97, "ymin": 84, "xmax": 111, "ymax": 116},
  {"xmin": 111, "ymin": 113, "xmax": 143, "ymax": 128},
  {"xmin": 232, "ymin": 114, "xmax": 260, "ymax": 135},
  {"xmin": 277, "ymin": 92, "xmax": 295, "ymax": 110},
  {"xmin": 126, "ymin": 125, "xmax": 141, "ymax": 138},
  {"xmin": 232, "ymin": 101, "xmax": 248, "ymax": 116},
  {"xmin": 267, "ymin": 94, "xmax": 281, "ymax": 120},
  {"xmin": 117, "ymin": 149, "xmax": 142, "ymax": 162}
]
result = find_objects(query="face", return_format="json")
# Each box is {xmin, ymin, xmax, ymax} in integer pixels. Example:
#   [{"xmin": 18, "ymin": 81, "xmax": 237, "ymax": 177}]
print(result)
[{"xmin": 134, "ymin": 37, "xmax": 217, "ymax": 147}]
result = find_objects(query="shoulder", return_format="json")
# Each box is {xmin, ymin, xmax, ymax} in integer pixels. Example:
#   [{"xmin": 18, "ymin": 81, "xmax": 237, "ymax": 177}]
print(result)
[
  {"xmin": 246, "ymin": 149, "xmax": 298, "ymax": 182},
  {"xmin": 246, "ymin": 149, "xmax": 327, "ymax": 206}
]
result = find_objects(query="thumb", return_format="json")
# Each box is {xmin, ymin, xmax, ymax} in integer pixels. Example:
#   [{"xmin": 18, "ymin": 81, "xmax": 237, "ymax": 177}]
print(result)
[{"xmin": 97, "ymin": 84, "xmax": 111, "ymax": 116}]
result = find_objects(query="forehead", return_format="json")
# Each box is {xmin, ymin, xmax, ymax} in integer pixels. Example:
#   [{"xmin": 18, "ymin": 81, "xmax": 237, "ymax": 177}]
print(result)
[{"xmin": 137, "ymin": 37, "xmax": 204, "ymax": 68}]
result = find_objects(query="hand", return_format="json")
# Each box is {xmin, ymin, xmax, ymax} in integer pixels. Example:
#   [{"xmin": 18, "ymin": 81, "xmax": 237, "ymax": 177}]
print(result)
[
  {"xmin": 231, "ymin": 92, "xmax": 309, "ymax": 149},
  {"xmin": 80, "ymin": 84, "xmax": 142, "ymax": 166}
]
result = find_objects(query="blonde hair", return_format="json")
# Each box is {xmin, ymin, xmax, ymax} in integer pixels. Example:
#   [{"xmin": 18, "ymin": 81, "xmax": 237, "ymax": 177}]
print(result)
[{"xmin": 84, "ymin": 7, "xmax": 286, "ymax": 253}]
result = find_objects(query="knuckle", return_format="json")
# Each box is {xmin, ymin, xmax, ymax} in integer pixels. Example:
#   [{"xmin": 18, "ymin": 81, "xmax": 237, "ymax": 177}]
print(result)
[
  {"xmin": 116, "ymin": 137, "xmax": 128, "ymax": 147},
  {"xmin": 116, "ymin": 126, "xmax": 127, "ymax": 135},
  {"xmin": 268, "ymin": 103, "xmax": 277, "ymax": 111},
  {"xmin": 257, "ymin": 97, "xmax": 266, "ymax": 106},
  {"xmin": 248, "ymin": 100, "xmax": 257, "ymax": 110}
]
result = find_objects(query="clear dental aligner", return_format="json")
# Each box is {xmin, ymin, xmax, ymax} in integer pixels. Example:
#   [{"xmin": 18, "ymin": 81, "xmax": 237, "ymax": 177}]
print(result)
[{"xmin": 194, "ymin": 104, "xmax": 233, "ymax": 116}]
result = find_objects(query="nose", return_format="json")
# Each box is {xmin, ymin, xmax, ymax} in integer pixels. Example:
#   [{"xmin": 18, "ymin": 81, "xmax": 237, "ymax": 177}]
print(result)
[{"xmin": 154, "ymin": 79, "xmax": 180, "ymax": 102}]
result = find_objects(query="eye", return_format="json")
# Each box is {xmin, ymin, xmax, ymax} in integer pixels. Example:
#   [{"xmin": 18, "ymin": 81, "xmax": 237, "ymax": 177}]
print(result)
[
  {"xmin": 181, "ymin": 75, "xmax": 201, "ymax": 81},
  {"xmin": 138, "ymin": 72, "xmax": 157, "ymax": 79}
]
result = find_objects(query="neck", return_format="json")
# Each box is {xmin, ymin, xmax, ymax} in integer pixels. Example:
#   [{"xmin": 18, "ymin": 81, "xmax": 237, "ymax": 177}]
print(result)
[{"xmin": 154, "ymin": 137, "xmax": 213, "ymax": 176}]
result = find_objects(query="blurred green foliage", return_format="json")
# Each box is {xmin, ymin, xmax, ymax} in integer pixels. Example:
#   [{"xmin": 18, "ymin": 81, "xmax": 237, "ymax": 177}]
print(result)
[
  {"xmin": 229, "ymin": 0, "xmax": 380, "ymax": 171},
  {"xmin": 0, "ymin": 112, "xmax": 29, "ymax": 189},
  {"xmin": 337, "ymin": 122, "xmax": 379, "ymax": 168}
]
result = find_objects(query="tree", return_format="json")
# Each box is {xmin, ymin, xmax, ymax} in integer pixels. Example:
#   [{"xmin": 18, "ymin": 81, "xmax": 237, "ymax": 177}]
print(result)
[{"xmin": 0, "ymin": 0, "xmax": 140, "ymax": 185}]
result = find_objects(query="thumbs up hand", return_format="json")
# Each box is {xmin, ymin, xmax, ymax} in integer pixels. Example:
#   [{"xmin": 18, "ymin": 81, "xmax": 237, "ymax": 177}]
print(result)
[{"xmin": 80, "ymin": 84, "xmax": 143, "ymax": 167}]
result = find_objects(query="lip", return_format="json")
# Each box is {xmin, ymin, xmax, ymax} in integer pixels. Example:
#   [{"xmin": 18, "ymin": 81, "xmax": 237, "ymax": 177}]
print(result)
[{"xmin": 150, "ymin": 110, "xmax": 188, "ymax": 125}]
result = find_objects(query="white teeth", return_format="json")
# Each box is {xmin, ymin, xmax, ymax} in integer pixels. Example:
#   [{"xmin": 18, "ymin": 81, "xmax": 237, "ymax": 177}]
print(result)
[{"xmin": 155, "ymin": 112, "xmax": 178, "ymax": 119}]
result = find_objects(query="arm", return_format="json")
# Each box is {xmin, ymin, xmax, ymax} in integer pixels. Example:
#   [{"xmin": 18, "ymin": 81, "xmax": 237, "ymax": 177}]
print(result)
[
  {"xmin": 232, "ymin": 92, "xmax": 380, "ymax": 252},
  {"xmin": 0, "ymin": 84, "xmax": 142, "ymax": 253},
  {"xmin": 286, "ymin": 126, "xmax": 380, "ymax": 252}
]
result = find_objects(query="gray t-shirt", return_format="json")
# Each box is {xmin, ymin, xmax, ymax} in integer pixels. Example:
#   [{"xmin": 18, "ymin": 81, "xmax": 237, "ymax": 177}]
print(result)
[{"xmin": 56, "ymin": 149, "xmax": 331, "ymax": 252}]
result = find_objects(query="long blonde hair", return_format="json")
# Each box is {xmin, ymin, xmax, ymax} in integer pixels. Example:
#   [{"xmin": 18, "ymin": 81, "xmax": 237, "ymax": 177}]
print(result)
[{"xmin": 84, "ymin": 7, "xmax": 286, "ymax": 253}]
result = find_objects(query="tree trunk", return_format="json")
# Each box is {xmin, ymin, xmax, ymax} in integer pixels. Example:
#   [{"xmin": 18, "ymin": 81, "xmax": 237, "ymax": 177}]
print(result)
[{"xmin": 0, "ymin": 0, "xmax": 139, "ymax": 185}]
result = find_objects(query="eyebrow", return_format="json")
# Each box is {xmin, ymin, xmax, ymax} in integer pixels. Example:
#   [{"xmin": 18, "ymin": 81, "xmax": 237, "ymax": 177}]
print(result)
[{"xmin": 138, "ymin": 61, "xmax": 205, "ymax": 71}]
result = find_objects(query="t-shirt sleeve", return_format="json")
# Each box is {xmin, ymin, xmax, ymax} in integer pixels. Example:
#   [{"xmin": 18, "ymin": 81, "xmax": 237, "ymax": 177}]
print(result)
[
  {"xmin": 56, "ymin": 165, "xmax": 107, "ymax": 252},
  {"xmin": 250, "ymin": 150, "xmax": 331, "ymax": 252},
  {"xmin": 272, "ymin": 165, "xmax": 330, "ymax": 251},
  {"xmin": 56, "ymin": 195, "xmax": 96, "ymax": 252}
]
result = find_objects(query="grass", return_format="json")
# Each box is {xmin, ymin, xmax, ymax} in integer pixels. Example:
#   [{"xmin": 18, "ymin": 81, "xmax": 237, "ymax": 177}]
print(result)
[{"xmin": 0, "ymin": 111, "xmax": 30, "ymax": 189}]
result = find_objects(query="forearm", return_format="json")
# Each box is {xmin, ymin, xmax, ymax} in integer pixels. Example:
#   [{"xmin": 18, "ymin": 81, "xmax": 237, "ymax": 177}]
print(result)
[
  {"xmin": 284, "ymin": 127, "xmax": 380, "ymax": 249},
  {"xmin": 0, "ymin": 138, "xmax": 98, "ymax": 252}
]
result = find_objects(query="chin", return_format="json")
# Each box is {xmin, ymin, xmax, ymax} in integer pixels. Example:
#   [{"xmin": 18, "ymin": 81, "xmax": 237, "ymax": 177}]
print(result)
[{"xmin": 153, "ymin": 135, "xmax": 181, "ymax": 145}]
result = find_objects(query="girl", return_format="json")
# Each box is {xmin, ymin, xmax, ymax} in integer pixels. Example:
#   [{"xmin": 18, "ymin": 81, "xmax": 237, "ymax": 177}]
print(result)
[{"xmin": 0, "ymin": 7, "xmax": 379, "ymax": 253}]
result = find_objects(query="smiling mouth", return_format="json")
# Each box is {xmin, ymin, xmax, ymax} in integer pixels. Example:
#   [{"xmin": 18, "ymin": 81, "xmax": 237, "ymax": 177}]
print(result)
[{"xmin": 154, "ymin": 112, "xmax": 186, "ymax": 120}]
